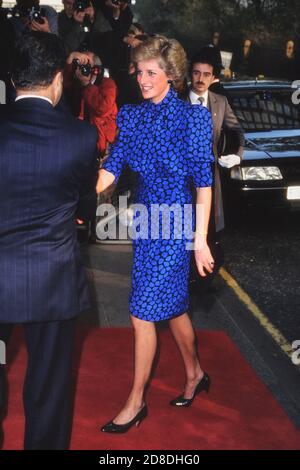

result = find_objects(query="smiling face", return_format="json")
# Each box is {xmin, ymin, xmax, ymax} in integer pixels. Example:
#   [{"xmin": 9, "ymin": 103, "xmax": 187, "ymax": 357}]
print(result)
[
  {"xmin": 191, "ymin": 62, "xmax": 215, "ymax": 95},
  {"xmin": 136, "ymin": 58, "xmax": 171, "ymax": 104}
]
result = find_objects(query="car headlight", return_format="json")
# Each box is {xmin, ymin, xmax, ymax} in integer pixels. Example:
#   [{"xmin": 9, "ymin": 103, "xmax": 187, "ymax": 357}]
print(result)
[
  {"xmin": 241, "ymin": 167, "xmax": 283, "ymax": 181},
  {"xmin": 230, "ymin": 167, "xmax": 242, "ymax": 180}
]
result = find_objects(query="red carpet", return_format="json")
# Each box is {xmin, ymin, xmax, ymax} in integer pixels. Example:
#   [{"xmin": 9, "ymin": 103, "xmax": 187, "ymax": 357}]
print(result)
[{"xmin": 2, "ymin": 327, "xmax": 300, "ymax": 450}]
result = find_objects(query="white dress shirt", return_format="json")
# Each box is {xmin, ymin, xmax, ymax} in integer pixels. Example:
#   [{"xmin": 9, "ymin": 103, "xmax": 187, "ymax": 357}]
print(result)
[
  {"xmin": 189, "ymin": 89, "xmax": 209, "ymax": 108},
  {"xmin": 15, "ymin": 95, "xmax": 53, "ymax": 106}
]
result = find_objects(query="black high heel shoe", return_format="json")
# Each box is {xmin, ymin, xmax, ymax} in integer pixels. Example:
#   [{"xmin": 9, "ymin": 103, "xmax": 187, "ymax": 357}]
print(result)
[
  {"xmin": 169, "ymin": 372, "xmax": 210, "ymax": 407},
  {"xmin": 101, "ymin": 405, "xmax": 148, "ymax": 434}
]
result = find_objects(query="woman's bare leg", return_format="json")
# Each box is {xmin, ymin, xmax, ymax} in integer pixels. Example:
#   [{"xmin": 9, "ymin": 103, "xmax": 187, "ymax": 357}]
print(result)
[
  {"xmin": 113, "ymin": 315, "xmax": 157, "ymax": 425},
  {"xmin": 169, "ymin": 313, "xmax": 204, "ymax": 399}
]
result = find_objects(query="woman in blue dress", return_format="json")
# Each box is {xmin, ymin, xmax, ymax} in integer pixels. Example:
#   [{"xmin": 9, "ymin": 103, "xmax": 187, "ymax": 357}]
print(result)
[{"xmin": 97, "ymin": 36, "xmax": 215, "ymax": 433}]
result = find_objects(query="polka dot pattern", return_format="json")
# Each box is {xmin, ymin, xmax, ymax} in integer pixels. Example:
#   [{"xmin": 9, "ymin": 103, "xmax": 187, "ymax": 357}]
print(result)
[{"xmin": 103, "ymin": 88, "xmax": 214, "ymax": 322}]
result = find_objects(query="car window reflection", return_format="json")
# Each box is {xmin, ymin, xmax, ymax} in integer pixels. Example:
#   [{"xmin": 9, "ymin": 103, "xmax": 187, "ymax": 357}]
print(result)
[{"xmin": 230, "ymin": 90, "xmax": 300, "ymax": 131}]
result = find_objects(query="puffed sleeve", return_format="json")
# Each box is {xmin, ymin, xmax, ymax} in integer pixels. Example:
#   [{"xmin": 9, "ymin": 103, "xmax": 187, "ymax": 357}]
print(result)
[
  {"xmin": 101, "ymin": 105, "xmax": 132, "ymax": 181},
  {"xmin": 187, "ymin": 105, "xmax": 215, "ymax": 188}
]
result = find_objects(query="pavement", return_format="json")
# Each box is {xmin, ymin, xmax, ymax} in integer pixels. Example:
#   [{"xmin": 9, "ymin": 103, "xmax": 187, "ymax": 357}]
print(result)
[{"xmin": 80, "ymin": 241, "xmax": 300, "ymax": 432}]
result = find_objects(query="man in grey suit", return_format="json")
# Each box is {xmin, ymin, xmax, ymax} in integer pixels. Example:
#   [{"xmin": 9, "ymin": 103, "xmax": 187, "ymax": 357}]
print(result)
[
  {"xmin": 187, "ymin": 48, "xmax": 244, "ymax": 234},
  {"xmin": 184, "ymin": 48, "xmax": 244, "ymax": 289}
]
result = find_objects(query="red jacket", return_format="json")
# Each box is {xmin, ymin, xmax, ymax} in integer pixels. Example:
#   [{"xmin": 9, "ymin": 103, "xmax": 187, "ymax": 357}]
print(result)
[{"xmin": 64, "ymin": 65, "xmax": 118, "ymax": 153}]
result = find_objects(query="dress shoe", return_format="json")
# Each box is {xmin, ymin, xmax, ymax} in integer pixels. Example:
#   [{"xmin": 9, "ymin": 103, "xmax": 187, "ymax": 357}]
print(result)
[
  {"xmin": 170, "ymin": 372, "xmax": 210, "ymax": 407},
  {"xmin": 101, "ymin": 405, "xmax": 147, "ymax": 434}
]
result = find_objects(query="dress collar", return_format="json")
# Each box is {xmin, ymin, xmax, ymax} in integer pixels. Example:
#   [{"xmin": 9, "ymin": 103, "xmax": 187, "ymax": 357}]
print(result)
[{"xmin": 147, "ymin": 87, "xmax": 178, "ymax": 109}]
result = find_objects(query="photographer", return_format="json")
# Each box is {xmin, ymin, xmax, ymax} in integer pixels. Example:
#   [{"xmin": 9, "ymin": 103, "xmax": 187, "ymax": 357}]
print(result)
[
  {"xmin": 63, "ymin": 50, "xmax": 117, "ymax": 241},
  {"xmin": 58, "ymin": 0, "xmax": 112, "ymax": 54},
  {"xmin": 9, "ymin": 0, "xmax": 58, "ymax": 36},
  {"xmin": 115, "ymin": 25, "xmax": 148, "ymax": 105},
  {"xmin": 95, "ymin": 0, "xmax": 133, "ymax": 37},
  {"xmin": 64, "ymin": 50, "xmax": 118, "ymax": 156}
]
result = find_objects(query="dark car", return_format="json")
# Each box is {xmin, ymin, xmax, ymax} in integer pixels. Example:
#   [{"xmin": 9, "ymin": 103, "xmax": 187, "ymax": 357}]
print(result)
[{"xmin": 221, "ymin": 80, "xmax": 300, "ymax": 212}]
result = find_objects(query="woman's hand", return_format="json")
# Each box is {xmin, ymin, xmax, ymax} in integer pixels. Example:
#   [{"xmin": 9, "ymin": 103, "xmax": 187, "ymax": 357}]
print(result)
[
  {"xmin": 96, "ymin": 168, "xmax": 116, "ymax": 194},
  {"xmin": 194, "ymin": 237, "xmax": 214, "ymax": 277}
]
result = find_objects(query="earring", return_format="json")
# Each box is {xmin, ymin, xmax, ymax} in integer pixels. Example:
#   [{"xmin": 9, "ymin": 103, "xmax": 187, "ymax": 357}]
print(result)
[{"xmin": 167, "ymin": 80, "xmax": 173, "ymax": 84}]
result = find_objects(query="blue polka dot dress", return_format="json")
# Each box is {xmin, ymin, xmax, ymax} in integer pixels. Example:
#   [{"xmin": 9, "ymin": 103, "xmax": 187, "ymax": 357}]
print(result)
[{"xmin": 102, "ymin": 88, "xmax": 214, "ymax": 322}]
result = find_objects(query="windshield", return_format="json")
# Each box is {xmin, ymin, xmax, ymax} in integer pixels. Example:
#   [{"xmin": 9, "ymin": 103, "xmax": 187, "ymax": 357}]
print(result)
[{"xmin": 228, "ymin": 89, "xmax": 300, "ymax": 131}]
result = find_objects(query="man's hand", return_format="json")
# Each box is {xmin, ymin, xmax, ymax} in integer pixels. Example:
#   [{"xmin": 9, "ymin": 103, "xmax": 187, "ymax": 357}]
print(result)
[
  {"xmin": 123, "ymin": 36, "xmax": 141, "ymax": 48},
  {"xmin": 30, "ymin": 17, "xmax": 51, "ymax": 33},
  {"xmin": 75, "ymin": 69, "xmax": 91, "ymax": 86},
  {"xmin": 105, "ymin": 0, "xmax": 121, "ymax": 18},
  {"xmin": 218, "ymin": 154, "xmax": 241, "ymax": 169},
  {"xmin": 119, "ymin": 1, "xmax": 128, "ymax": 11},
  {"xmin": 67, "ymin": 51, "xmax": 91, "ymax": 65},
  {"xmin": 84, "ymin": 4, "xmax": 95, "ymax": 22}
]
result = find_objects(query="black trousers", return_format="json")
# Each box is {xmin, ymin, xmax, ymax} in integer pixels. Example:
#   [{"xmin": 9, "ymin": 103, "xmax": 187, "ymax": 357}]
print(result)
[{"xmin": 0, "ymin": 318, "xmax": 76, "ymax": 450}]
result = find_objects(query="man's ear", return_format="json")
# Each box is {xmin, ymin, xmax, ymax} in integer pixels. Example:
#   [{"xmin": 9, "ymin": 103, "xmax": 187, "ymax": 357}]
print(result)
[
  {"xmin": 54, "ymin": 70, "xmax": 63, "ymax": 87},
  {"xmin": 52, "ymin": 71, "xmax": 63, "ymax": 106}
]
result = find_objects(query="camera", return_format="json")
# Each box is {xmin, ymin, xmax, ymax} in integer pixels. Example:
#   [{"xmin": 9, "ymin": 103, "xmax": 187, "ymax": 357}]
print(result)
[
  {"xmin": 72, "ymin": 59, "xmax": 102, "ymax": 78},
  {"xmin": 5, "ymin": 6, "xmax": 21, "ymax": 20},
  {"xmin": 28, "ymin": 6, "xmax": 46, "ymax": 24},
  {"xmin": 5, "ymin": 5, "xmax": 45, "ymax": 24},
  {"xmin": 75, "ymin": 0, "xmax": 90, "ymax": 12}
]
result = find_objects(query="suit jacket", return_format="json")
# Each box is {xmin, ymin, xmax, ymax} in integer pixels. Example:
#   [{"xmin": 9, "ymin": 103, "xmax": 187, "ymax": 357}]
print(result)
[
  {"xmin": 0, "ymin": 98, "xmax": 98, "ymax": 323},
  {"xmin": 186, "ymin": 89, "xmax": 244, "ymax": 231}
]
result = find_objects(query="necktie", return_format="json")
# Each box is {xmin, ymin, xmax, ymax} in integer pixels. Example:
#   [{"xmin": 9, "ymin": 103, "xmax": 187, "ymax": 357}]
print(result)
[{"xmin": 198, "ymin": 96, "xmax": 204, "ymax": 106}]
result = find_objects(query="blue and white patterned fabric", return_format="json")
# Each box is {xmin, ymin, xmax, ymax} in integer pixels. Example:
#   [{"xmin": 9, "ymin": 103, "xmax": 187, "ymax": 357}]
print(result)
[{"xmin": 103, "ymin": 87, "xmax": 214, "ymax": 322}]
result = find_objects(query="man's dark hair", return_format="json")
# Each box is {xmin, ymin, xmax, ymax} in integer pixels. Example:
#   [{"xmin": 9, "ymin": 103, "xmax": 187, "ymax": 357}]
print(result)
[
  {"xmin": 11, "ymin": 32, "xmax": 66, "ymax": 90},
  {"xmin": 132, "ymin": 22, "xmax": 144, "ymax": 34},
  {"xmin": 135, "ymin": 34, "xmax": 149, "ymax": 42},
  {"xmin": 190, "ymin": 47, "xmax": 223, "ymax": 78}
]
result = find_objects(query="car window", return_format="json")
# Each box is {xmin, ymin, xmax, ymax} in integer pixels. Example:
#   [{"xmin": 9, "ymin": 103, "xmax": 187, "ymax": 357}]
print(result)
[{"xmin": 228, "ymin": 89, "xmax": 300, "ymax": 131}]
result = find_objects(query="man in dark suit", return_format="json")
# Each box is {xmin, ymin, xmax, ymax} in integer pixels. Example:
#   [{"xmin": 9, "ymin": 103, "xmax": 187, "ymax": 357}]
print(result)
[{"xmin": 0, "ymin": 32, "xmax": 98, "ymax": 449}]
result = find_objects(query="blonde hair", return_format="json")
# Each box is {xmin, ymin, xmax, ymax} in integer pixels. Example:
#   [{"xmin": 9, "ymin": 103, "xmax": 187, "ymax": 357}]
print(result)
[{"xmin": 131, "ymin": 35, "xmax": 188, "ymax": 83}]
